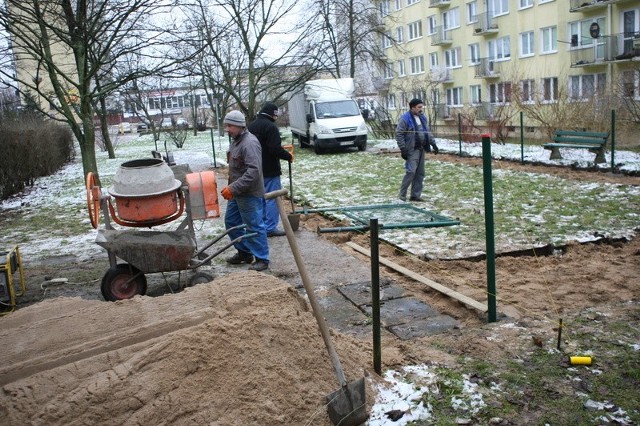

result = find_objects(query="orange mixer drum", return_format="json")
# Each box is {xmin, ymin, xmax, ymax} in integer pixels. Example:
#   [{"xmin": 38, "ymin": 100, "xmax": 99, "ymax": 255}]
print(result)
[{"xmin": 186, "ymin": 171, "xmax": 219, "ymax": 219}]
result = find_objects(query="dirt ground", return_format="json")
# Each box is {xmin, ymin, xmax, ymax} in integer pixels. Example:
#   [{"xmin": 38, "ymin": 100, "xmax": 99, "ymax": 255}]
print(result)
[{"xmin": 0, "ymin": 155, "xmax": 638, "ymax": 425}]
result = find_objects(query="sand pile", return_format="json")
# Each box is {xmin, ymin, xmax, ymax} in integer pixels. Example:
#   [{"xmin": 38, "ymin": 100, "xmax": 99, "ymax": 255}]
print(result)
[{"xmin": 0, "ymin": 272, "xmax": 372, "ymax": 425}]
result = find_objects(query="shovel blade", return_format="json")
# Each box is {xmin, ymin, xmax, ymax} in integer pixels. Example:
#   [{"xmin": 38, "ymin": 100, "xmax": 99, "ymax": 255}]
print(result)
[
  {"xmin": 287, "ymin": 213, "xmax": 300, "ymax": 232},
  {"xmin": 326, "ymin": 377, "xmax": 368, "ymax": 426}
]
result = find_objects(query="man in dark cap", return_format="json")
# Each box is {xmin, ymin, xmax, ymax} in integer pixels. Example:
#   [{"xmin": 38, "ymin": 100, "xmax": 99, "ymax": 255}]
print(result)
[
  {"xmin": 395, "ymin": 98, "xmax": 438, "ymax": 202},
  {"xmin": 247, "ymin": 102, "xmax": 293, "ymax": 237},
  {"xmin": 220, "ymin": 110, "xmax": 270, "ymax": 271}
]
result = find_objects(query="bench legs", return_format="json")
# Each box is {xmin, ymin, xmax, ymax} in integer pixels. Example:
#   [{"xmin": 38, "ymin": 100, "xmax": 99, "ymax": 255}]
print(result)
[
  {"xmin": 548, "ymin": 147, "xmax": 562, "ymax": 160},
  {"xmin": 593, "ymin": 149, "xmax": 605, "ymax": 164}
]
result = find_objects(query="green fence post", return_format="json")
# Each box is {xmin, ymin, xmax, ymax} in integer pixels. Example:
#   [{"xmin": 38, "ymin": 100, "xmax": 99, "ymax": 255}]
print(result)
[
  {"xmin": 481, "ymin": 134, "xmax": 497, "ymax": 323},
  {"xmin": 610, "ymin": 109, "xmax": 615, "ymax": 172},
  {"xmin": 370, "ymin": 218, "xmax": 381, "ymax": 375},
  {"xmin": 520, "ymin": 111, "xmax": 524, "ymax": 164},
  {"xmin": 458, "ymin": 112, "xmax": 462, "ymax": 156},
  {"xmin": 210, "ymin": 128, "xmax": 217, "ymax": 168}
]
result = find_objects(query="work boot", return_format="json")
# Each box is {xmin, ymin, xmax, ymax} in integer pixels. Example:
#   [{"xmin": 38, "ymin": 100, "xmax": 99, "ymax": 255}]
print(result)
[
  {"xmin": 267, "ymin": 229, "xmax": 286, "ymax": 237},
  {"xmin": 226, "ymin": 251, "xmax": 254, "ymax": 265},
  {"xmin": 410, "ymin": 196, "xmax": 425, "ymax": 202},
  {"xmin": 249, "ymin": 259, "xmax": 269, "ymax": 271},
  {"xmin": 399, "ymin": 194, "xmax": 407, "ymax": 201}
]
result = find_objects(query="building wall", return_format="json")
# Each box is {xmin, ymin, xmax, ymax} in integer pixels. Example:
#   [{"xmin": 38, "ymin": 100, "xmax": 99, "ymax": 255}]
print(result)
[{"xmin": 379, "ymin": 0, "xmax": 640, "ymax": 140}]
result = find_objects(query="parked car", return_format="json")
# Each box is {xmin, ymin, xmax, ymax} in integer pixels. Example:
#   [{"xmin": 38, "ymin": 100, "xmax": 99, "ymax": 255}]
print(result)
[
  {"xmin": 175, "ymin": 118, "xmax": 188, "ymax": 129},
  {"xmin": 160, "ymin": 118, "xmax": 173, "ymax": 129},
  {"xmin": 137, "ymin": 121, "xmax": 149, "ymax": 132}
]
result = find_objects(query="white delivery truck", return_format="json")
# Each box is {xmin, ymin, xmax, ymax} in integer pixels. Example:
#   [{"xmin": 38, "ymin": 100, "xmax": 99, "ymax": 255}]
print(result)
[{"xmin": 288, "ymin": 78, "xmax": 368, "ymax": 154}]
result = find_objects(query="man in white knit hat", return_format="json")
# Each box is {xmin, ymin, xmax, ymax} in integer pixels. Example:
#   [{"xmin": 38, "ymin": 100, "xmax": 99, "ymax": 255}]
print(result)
[{"xmin": 220, "ymin": 110, "xmax": 269, "ymax": 271}]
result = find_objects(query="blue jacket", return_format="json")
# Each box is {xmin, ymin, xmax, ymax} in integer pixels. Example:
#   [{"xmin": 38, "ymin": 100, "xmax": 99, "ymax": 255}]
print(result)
[{"xmin": 395, "ymin": 111, "xmax": 437, "ymax": 153}]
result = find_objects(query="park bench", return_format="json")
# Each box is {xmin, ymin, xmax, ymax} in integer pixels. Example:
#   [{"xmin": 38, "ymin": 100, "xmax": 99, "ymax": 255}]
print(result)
[{"xmin": 543, "ymin": 130, "xmax": 609, "ymax": 164}]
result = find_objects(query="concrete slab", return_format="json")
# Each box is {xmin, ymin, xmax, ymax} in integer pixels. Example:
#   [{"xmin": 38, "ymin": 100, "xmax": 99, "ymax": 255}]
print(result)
[
  {"xmin": 337, "ymin": 279, "xmax": 407, "ymax": 307},
  {"xmin": 389, "ymin": 315, "xmax": 460, "ymax": 339},
  {"xmin": 362, "ymin": 297, "xmax": 439, "ymax": 326}
]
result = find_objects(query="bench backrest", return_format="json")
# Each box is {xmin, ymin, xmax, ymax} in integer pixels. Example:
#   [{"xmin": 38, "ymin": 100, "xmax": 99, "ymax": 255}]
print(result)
[{"xmin": 553, "ymin": 130, "xmax": 609, "ymax": 146}]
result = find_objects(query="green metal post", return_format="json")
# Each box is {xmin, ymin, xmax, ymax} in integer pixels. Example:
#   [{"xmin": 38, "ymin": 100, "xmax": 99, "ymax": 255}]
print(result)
[
  {"xmin": 481, "ymin": 134, "xmax": 497, "ymax": 322},
  {"xmin": 210, "ymin": 128, "xmax": 217, "ymax": 168},
  {"xmin": 520, "ymin": 111, "xmax": 524, "ymax": 164},
  {"xmin": 610, "ymin": 109, "xmax": 616, "ymax": 172},
  {"xmin": 370, "ymin": 218, "xmax": 381, "ymax": 375},
  {"xmin": 458, "ymin": 113, "xmax": 462, "ymax": 156}
]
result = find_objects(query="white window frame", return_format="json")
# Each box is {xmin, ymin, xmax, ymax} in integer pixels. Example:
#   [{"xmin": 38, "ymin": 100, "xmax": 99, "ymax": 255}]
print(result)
[
  {"xmin": 407, "ymin": 0, "xmax": 419, "ymax": 5},
  {"xmin": 539, "ymin": 0, "xmax": 554, "ymax": 3},
  {"xmin": 443, "ymin": 7, "xmax": 460, "ymax": 30},
  {"xmin": 467, "ymin": 1, "xmax": 478, "ymax": 24},
  {"xmin": 410, "ymin": 55, "xmax": 425, "ymax": 74},
  {"xmin": 489, "ymin": 0, "xmax": 508, "ymax": 17},
  {"xmin": 394, "ymin": 0, "xmax": 402, "ymax": 11},
  {"xmin": 396, "ymin": 27, "xmax": 404, "ymax": 43},
  {"xmin": 470, "ymin": 84, "xmax": 482, "ymax": 105},
  {"xmin": 427, "ymin": 15, "xmax": 437, "ymax": 35},
  {"xmin": 569, "ymin": 73, "xmax": 606, "ymax": 100},
  {"xmin": 488, "ymin": 36, "xmax": 511, "ymax": 61},
  {"xmin": 621, "ymin": 70, "xmax": 640, "ymax": 100},
  {"xmin": 408, "ymin": 20, "xmax": 423, "ymax": 40},
  {"xmin": 382, "ymin": 31, "xmax": 392, "ymax": 49},
  {"xmin": 383, "ymin": 63, "xmax": 394, "ymax": 79},
  {"xmin": 469, "ymin": 43, "xmax": 480, "ymax": 65},
  {"xmin": 489, "ymin": 82, "xmax": 511, "ymax": 104},
  {"xmin": 519, "ymin": 0, "xmax": 533, "ymax": 9},
  {"xmin": 520, "ymin": 31, "xmax": 534, "ymax": 57},
  {"xmin": 446, "ymin": 87, "xmax": 463, "ymax": 107},
  {"xmin": 542, "ymin": 77, "xmax": 558, "ymax": 102},
  {"xmin": 445, "ymin": 47, "xmax": 462, "ymax": 68},
  {"xmin": 429, "ymin": 52, "xmax": 439, "ymax": 69},
  {"xmin": 387, "ymin": 94, "xmax": 397, "ymax": 110},
  {"xmin": 397, "ymin": 59, "xmax": 406, "ymax": 77},
  {"xmin": 521, "ymin": 79, "xmax": 535, "ymax": 103},
  {"xmin": 380, "ymin": 0, "xmax": 390, "ymax": 17},
  {"xmin": 541, "ymin": 26, "xmax": 557, "ymax": 54}
]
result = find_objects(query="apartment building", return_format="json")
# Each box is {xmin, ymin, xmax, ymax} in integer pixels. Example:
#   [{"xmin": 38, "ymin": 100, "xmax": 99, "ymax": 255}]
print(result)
[{"xmin": 377, "ymin": 0, "xmax": 640, "ymax": 137}]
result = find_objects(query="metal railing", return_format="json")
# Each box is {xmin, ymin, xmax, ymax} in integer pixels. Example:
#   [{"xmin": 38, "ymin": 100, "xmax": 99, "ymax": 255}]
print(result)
[
  {"xmin": 431, "ymin": 25, "xmax": 452, "ymax": 45},
  {"xmin": 570, "ymin": 0, "xmax": 623, "ymax": 12},
  {"xmin": 570, "ymin": 33, "xmax": 640, "ymax": 66},
  {"xmin": 475, "ymin": 58, "xmax": 500, "ymax": 78},
  {"xmin": 472, "ymin": 12, "xmax": 498, "ymax": 35},
  {"xmin": 429, "ymin": 0, "xmax": 451, "ymax": 7}
]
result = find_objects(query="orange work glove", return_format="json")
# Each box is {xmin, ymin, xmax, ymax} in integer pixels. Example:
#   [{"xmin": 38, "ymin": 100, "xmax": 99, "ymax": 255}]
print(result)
[
  {"xmin": 283, "ymin": 144, "xmax": 294, "ymax": 163},
  {"xmin": 221, "ymin": 186, "xmax": 233, "ymax": 200},
  {"xmin": 288, "ymin": 151, "xmax": 294, "ymax": 163}
]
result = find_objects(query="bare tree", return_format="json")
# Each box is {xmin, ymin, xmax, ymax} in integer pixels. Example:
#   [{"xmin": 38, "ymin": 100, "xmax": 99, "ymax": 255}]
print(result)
[{"xmin": 0, "ymin": 1, "xmax": 185, "ymax": 181}]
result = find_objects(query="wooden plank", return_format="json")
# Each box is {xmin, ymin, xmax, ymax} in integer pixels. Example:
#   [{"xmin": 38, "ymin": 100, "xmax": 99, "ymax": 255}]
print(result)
[{"xmin": 345, "ymin": 242, "xmax": 488, "ymax": 313}]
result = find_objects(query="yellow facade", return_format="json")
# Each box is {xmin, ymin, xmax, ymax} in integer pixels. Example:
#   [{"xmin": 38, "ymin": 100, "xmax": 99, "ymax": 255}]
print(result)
[{"xmin": 379, "ymin": 0, "xmax": 640, "ymax": 137}]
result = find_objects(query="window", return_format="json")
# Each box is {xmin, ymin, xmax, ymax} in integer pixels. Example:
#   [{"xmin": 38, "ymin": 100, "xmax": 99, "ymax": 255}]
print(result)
[
  {"xmin": 410, "ymin": 55, "xmax": 425, "ymax": 74},
  {"xmin": 521, "ymin": 79, "xmax": 535, "ymax": 103},
  {"xmin": 445, "ymin": 47, "xmax": 462, "ymax": 68},
  {"xmin": 467, "ymin": 1, "xmax": 477, "ymax": 24},
  {"xmin": 407, "ymin": 0, "xmax": 419, "ymax": 5},
  {"xmin": 520, "ymin": 31, "xmax": 534, "ymax": 57},
  {"xmin": 427, "ymin": 15, "xmax": 437, "ymax": 35},
  {"xmin": 383, "ymin": 63, "xmax": 394, "ymax": 79},
  {"xmin": 443, "ymin": 8, "xmax": 460, "ymax": 30},
  {"xmin": 408, "ymin": 20, "xmax": 423, "ymax": 40},
  {"xmin": 396, "ymin": 27, "xmax": 404, "ymax": 43},
  {"xmin": 394, "ymin": 0, "xmax": 402, "ymax": 11},
  {"xmin": 470, "ymin": 85, "xmax": 482, "ymax": 104},
  {"xmin": 469, "ymin": 43, "xmax": 480, "ymax": 65},
  {"xmin": 380, "ymin": 0, "xmax": 390, "ymax": 17},
  {"xmin": 387, "ymin": 94, "xmax": 397, "ymax": 109},
  {"xmin": 488, "ymin": 36, "xmax": 511, "ymax": 60},
  {"xmin": 519, "ymin": 0, "xmax": 533, "ymax": 8},
  {"xmin": 489, "ymin": 82, "xmax": 511, "ymax": 103},
  {"xmin": 489, "ymin": 0, "xmax": 508, "ymax": 17},
  {"xmin": 569, "ymin": 73, "xmax": 606, "ymax": 99},
  {"xmin": 542, "ymin": 77, "xmax": 558, "ymax": 102},
  {"xmin": 382, "ymin": 31, "xmax": 392, "ymax": 48},
  {"xmin": 539, "ymin": 0, "xmax": 554, "ymax": 3},
  {"xmin": 541, "ymin": 26, "xmax": 557, "ymax": 54},
  {"xmin": 429, "ymin": 52, "xmax": 439, "ymax": 69},
  {"xmin": 569, "ymin": 18, "xmax": 605, "ymax": 48},
  {"xmin": 431, "ymin": 89, "xmax": 441, "ymax": 105},
  {"xmin": 397, "ymin": 60, "xmax": 406, "ymax": 77},
  {"xmin": 621, "ymin": 70, "xmax": 639, "ymax": 99},
  {"xmin": 446, "ymin": 87, "xmax": 463, "ymax": 107}
]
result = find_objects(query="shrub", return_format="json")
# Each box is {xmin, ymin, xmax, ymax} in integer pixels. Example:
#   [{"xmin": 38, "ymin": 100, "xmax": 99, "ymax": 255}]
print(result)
[{"xmin": 0, "ymin": 112, "xmax": 74, "ymax": 200}]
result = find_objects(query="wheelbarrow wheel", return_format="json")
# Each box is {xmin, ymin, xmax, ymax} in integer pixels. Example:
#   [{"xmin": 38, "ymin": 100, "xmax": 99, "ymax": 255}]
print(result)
[
  {"xmin": 188, "ymin": 271, "xmax": 214, "ymax": 287},
  {"xmin": 101, "ymin": 264, "xmax": 147, "ymax": 301}
]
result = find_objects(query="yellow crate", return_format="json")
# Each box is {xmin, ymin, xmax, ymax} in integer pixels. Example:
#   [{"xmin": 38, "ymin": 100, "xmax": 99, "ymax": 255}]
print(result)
[{"xmin": 0, "ymin": 246, "xmax": 26, "ymax": 315}]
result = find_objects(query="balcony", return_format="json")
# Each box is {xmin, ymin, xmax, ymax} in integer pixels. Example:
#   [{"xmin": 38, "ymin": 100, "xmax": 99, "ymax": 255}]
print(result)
[
  {"xmin": 570, "ymin": 0, "xmax": 628, "ymax": 13},
  {"xmin": 435, "ymin": 104, "xmax": 453, "ymax": 120},
  {"xmin": 475, "ymin": 58, "xmax": 501, "ymax": 79},
  {"xmin": 472, "ymin": 12, "xmax": 498, "ymax": 36},
  {"xmin": 431, "ymin": 26, "xmax": 452, "ymax": 46},
  {"xmin": 570, "ymin": 33, "xmax": 640, "ymax": 67},
  {"xmin": 429, "ymin": 0, "xmax": 450, "ymax": 8},
  {"xmin": 476, "ymin": 103, "xmax": 496, "ymax": 121},
  {"xmin": 430, "ymin": 67, "xmax": 454, "ymax": 84}
]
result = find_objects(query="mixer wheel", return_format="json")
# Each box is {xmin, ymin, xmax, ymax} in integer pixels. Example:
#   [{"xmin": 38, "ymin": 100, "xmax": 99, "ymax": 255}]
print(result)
[
  {"xmin": 188, "ymin": 271, "xmax": 214, "ymax": 287},
  {"xmin": 101, "ymin": 264, "xmax": 147, "ymax": 301},
  {"xmin": 85, "ymin": 172, "xmax": 101, "ymax": 229}
]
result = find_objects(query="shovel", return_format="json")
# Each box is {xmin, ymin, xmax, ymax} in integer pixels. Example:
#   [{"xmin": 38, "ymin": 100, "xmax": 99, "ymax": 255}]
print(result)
[
  {"xmin": 267, "ymin": 188, "xmax": 368, "ymax": 426},
  {"xmin": 283, "ymin": 144, "xmax": 300, "ymax": 232}
]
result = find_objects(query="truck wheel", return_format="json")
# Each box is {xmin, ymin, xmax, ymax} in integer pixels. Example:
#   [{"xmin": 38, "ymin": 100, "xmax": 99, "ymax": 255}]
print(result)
[
  {"xmin": 357, "ymin": 142, "xmax": 367, "ymax": 151},
  {"xmin": 313, "ymin": 139, "xmax": 324, "ymax": 155}
]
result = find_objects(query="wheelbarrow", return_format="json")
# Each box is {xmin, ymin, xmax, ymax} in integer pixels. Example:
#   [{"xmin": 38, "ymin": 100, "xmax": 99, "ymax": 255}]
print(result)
[{"xmin": 85, "ymin": 159, "xmax": 256, "ymax": 301}]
